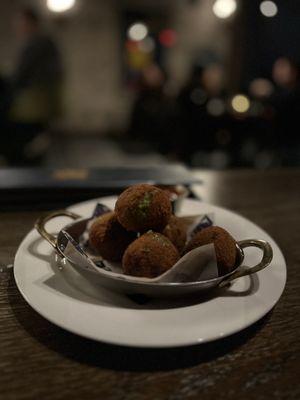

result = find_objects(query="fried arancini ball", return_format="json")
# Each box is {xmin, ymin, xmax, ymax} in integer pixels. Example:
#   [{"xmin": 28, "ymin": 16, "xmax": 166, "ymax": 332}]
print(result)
[
  {"xmin": 162, "ymin": 215, "xmax": 187, "ymax": 253},
  {"xmin": 184, "ymin": 226, "xmax": 237, "ymax": 274},
  {"xmin": 122, "ymin": 231, "xmax": 180, "ymax": 278},
  {"xmin": 115, "ymin": 184, "xmax": 172, "ymax": 232},
  {"xmin": 89, "ymin": 212, "xmax": 136, "ymax": 261}
]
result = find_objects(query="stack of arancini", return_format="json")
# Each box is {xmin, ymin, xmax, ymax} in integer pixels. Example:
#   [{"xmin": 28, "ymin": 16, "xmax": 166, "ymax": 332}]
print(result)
[{"xmin": 89, "ymin": 184, "xmax": 237, "ymax": 278}]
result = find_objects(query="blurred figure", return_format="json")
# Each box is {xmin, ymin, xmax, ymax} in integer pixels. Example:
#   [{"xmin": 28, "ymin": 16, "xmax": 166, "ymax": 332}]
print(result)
[
  {"xmin": 3, "ymin": 7, "xmax": 63, "ymax": 165},
  {"xmin": 175, "ymin": 64, "xmax": 206, "ymax": 162},
  {"xmin": 176, "ymin": 61, "xmax": 227, "ymax": 164},
  {"xmin": 270, "ymin": 57, "xmax": 300, "ymax": 165},
  {"xmin": 127, "ymin": 63, "xmax": 170, "ymax": 152},
  {"xmin": 245, "ymin": 78, "xmax": 275, "ymax": 167},
  {"xmin": 0, "ymin": 74, "xmax": 10, "ymax": 125}
]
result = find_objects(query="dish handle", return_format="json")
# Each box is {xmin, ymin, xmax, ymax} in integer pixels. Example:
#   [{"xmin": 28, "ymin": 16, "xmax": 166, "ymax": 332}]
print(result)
[
  {"xmin": 35, "ymin": 210, "xmax": 81, "ymax": 250},
  {"xmin": 219, "ymin": 239, "xmax": 273, "ymax": 288}
]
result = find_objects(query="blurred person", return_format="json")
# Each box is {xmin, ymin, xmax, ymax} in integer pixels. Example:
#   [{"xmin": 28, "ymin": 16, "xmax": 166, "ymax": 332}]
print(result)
[
  {"xmin": 245, "ymin": 78, "xmax": 275, "ymax": 165},
  {"xmin": 0, "ymin": 73, "xmax": 11, "ymax": 124},
  {"xmin": 127, "ymin": 63, "xmax": 171, "ymax": 153},
  {"xmin": 3, "ymin": 7, "xmax": 63, "ymax": 164},
  {"xmin": 175, "ymin": 64, "xmax": 206, "ymax": 162},
  {"xmin": 176, "ymin": 62, "xmax": 228, "ymax": 164},
  {"xmin": 0, "ymin": 73, "xmax": 12, "ymax": 164},
  {"xmin": 270, "ymin": 57, "xmax": 300, "ymax": 165}
]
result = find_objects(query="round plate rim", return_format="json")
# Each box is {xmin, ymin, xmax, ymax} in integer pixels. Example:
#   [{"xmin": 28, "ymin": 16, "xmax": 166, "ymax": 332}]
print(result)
[{"xmin": 13, "ymin": 197, "xmax": 287, "ymax": 348}]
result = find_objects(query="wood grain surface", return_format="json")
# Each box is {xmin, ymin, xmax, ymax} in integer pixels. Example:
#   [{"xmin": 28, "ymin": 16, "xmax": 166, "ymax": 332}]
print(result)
[{"xmin": 0, "ymin": 169, "xmax": 299, "ymax": 400}]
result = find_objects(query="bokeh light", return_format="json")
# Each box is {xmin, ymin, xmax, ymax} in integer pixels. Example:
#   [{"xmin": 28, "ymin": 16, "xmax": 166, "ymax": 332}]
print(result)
[
  {"xmin": 138, "ymin": 37, "xmax": 155, "ymax": 53},
  {"xmin": 249, "ymin": 78, "xmax": 274, "ymax": 99},
  {"xmin": 272, "ymin": 57, "xmax": 298, "ymax": 88},
  {"xmin": 207, "ymin": 98, "xmax": 225, "ymax": 116},
  {"xmin": 127, "ymin": 23, "xmax": 148, "ymax": 41},
  {"xmin": 47, "ymin": 0, "xmax": 76, "ymax": 13},
  {"xmin": 260, "ymin": 1, "xmax": 278, "ymax": 17},
  {"xmin": 159, "ymin": 29, "xmax": 177, "ymax": 47},
  {"xmin": 125, "ymin": 40, "xmax": 139, "ymax": 52},
  {"xmin": 231, "ymin": 94, "xmax": 250, "ymax": 113},
  {"xmin": 212, "ymin": 0, "xmax": 237, "ymax": 19}
]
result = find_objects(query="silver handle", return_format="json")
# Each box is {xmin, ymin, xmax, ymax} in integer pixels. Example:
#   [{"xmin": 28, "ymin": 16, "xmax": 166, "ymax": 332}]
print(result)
[
  {"xmin": 219, "ymin": 239, "xmax": 273, "ymax": 288},
  {"xmin": 35, "ymin": 210, "xmax": 80, "ymax": 250}
]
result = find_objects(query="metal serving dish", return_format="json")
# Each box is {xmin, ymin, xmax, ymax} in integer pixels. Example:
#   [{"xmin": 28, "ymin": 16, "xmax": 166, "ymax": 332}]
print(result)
[{"xmin": 35, "ymin": 210, "xmax": 273, "ymax": 298}]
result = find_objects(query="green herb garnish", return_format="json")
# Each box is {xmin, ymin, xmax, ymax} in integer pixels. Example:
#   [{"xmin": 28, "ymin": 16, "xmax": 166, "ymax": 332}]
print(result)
[{"xmin": 135, "ymin": 192, "xmax": 153, "ymax": 220}]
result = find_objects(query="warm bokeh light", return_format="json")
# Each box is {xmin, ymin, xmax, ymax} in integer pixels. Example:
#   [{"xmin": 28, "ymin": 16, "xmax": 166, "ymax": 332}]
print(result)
[
  {"xmin": 138, "ymin": 37, "xmax": 155, "ymax": 53},
  {"xmin": 260, "ymin": 1, "xmax": 278, "ymax": 17},
  {"xmin": 212, "ymin": 0, "xmax": 237, "ymax": 19},
  {"xmin": 207, "ymin": 98, "xmax": 225, "ymax": 116},
  {"xmin": 272, "ymin": 57, "xmax": 298, "ymax": 88},
  {"xmin": 231, "ymin": 94, "xmax": 250, "ymax": 113},
  {"xmin": 125, "ymin": 40, "xmax": 139, "ymax": 52},
  {"xmin": 249, "ymin": 78, "xmax": 274, "ymax": 98},
  {"xmin": 127, "ymin": 23, "xmax": 148, "ymax": 41},
  {"xmin": 47, "ymin": 0, "xmax": 76, "ymax": 13},
  {"xmin": 159, "ymin": 29, "xmax": 177, "ymax": 47}
]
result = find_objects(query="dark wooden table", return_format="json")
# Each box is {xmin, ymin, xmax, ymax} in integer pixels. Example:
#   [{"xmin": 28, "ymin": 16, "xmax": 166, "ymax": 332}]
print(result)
[{"xmin": 1, "ymin": 169, "xmax": 299, "ymax": 400}]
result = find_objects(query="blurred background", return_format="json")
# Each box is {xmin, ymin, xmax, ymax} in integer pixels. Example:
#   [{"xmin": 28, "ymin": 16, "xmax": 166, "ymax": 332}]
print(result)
[{"xmin": 0, "ymin": 0, "xmax": 299, "ymax": 169}]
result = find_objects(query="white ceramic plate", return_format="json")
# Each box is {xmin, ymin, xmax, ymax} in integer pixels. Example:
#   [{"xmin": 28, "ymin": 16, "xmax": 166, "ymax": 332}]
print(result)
[{"xmin": 14, "ymin": 197, "xmax": 286, "ymax": 348}]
